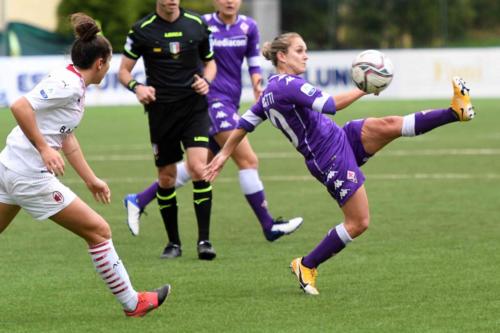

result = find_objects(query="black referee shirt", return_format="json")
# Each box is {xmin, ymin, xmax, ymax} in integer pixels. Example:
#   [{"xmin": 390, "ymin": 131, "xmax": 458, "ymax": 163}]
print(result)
[{"xmin": 124, "ymin": 8, "xmax": 214, "ymax": 103}]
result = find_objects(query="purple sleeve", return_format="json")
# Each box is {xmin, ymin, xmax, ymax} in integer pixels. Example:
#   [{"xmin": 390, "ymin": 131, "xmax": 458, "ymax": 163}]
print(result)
[
  {"xmin": 238, "ymin": 100, "xmax": 267, "ymax": 132},
  {"xmin": 245, "ymin": 20, "xmax": 262, "ymax": 75},
  {"xmin": 286, "ymin": 78, "xmax": 336, "ymax": 115}
]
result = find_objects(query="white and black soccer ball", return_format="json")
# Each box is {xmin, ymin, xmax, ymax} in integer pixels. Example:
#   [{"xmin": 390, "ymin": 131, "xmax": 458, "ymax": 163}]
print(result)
[{"xmin": 351, "ymin": 50, "xmax": 394, "ymax": 94}]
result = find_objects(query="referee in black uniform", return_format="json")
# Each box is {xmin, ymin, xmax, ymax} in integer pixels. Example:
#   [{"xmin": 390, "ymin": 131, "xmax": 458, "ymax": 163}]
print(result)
[{"xmin": 119, "ymin": 0, "xmax": 217, "ymax": 260}]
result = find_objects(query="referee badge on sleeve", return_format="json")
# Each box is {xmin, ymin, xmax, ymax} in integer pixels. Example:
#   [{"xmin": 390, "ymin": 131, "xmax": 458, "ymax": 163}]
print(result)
[{"xmin": 169, "ymin": 42, "xmax": 181, "ymax": 59}]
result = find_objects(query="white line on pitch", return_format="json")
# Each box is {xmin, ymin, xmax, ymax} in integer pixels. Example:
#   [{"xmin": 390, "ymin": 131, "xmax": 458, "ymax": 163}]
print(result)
[
  {"xmin": 60, "ymin": 173, "xmax": 500, "ymax": 185},
  {"xmin": 83, "ymin": 148, "xmax": 500, "ymax": 162}
]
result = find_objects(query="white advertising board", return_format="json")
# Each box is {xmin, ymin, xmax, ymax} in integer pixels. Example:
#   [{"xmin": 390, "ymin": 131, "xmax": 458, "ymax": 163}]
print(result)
[{"xmin": 0, "ymin": 47, "xmax": 499, "ymax": 108}]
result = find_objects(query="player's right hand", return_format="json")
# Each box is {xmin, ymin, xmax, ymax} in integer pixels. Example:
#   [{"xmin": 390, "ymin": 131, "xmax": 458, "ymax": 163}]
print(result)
[
  {"xmin": 135, "ymin": 85, "xmax": 156, "ymax": 105},
  {"xmin": 86, "ymin": 177, "xmax": 111, "ymax": 204},
  {"xmin": 40, "ymin": 146, "xmax": 65, "ymax": 176},
  {"xmin": 203, "ymin": 153, "xmax": 229, "ymax": 182}
]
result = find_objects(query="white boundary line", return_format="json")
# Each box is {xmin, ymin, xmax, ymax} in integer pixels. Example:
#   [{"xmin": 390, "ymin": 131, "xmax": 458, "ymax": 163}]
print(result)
[
  {"xmin": 61, "ymin": 173, "xmax": 500, "ymax": 185},
  {"xmin": 83, "ymin": 148, "xmax": 500, "ymax": 162}
]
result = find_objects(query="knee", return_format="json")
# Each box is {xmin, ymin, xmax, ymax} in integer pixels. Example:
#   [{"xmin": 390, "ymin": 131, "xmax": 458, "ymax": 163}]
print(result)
[
  {"xmin": 380, "ymin": 116, "xmax": 403, "ymax": 134},
  {"xmin": 236, "ymin": 152, "xmax": 259, "ymax": 169},
  {"xmin": 87, "ymin": 219, "xmax": 112, "ymax": 245},
  {"xmin": 345, "ymin": 215, "xmax": 370, "ymax": 238},
  {"xmin": 186, "ymin": 161, "xmax": 201, "ymax": 179},
  {"xmin": 158, "ymin": 171, "xmax": 176, "ymax": 188},
  {"xmin": 95, "ymin": 221, "xmax": 112, "ymax": 240}
]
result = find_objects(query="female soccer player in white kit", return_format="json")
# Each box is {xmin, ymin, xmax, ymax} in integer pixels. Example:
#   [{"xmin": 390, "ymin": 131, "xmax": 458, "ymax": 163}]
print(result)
[{"xmin": 0, "ymin": 13, "xmax": 170, "ymax": 317}]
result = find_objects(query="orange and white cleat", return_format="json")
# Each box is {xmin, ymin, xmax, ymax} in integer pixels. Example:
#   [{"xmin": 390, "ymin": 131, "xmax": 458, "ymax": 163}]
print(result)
[
  {"xmin": 124, "ymin": 284, "xmax": 171, "ymax": 318},
  {"xmin": 450, "ymin": 76, "xmax": 475, "ymax": 121},
  {"xmin": 290, "ymin": 257, "xmax": 319, "ymax": 295}
]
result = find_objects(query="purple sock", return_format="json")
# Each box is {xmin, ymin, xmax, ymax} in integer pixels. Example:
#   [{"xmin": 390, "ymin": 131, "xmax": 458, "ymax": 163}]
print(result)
[
  {"xmin": 302, "ymin": 225, "xmax": 351, "ymax": 268},
  {"xmin": 245, "ymin": 191, "xmax": 274, "ymax": 231},
  {"xmin": 136, "ymin": 181, "xmax": 159, "ymax": 209},
  {"xmin": 414, "ymin": 108, "xmax": 457, "ymax": 135}
]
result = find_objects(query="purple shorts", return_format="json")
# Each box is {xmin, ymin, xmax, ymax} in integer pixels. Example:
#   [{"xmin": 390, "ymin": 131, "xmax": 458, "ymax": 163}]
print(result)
[
  {"xmin": 208, "ymin": 99, "xmax": 241, "ymax": 137},
  {"xmin": 306, "ymin": 119, "xmax": 371, "ymax": 207},
  {"xmin": 342, "ymin": 119, "xmax": 373, "ymax": 166}
]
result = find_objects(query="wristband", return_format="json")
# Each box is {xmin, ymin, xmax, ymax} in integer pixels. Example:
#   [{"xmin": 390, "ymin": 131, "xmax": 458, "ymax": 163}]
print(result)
[{"xmin": 127, "ymin": 79, "xmax": 144, "ymax": 93}]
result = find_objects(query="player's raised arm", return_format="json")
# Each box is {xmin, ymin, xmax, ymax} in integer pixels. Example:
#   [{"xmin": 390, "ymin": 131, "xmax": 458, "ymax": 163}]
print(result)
[
  {"xmin": 203, "ymin": 128, "xmax": 248, "ymax": 182},
  {"xmin": 332, "ymin": 88, "xmax": 367, "ymax": 111}
]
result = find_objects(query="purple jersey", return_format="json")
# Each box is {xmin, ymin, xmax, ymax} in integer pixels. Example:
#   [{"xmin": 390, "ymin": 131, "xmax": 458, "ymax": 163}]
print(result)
[
  {"xmin": 239, "ymin": 74, "xmax": 339, "ymax": 170},
  {"xmin": 203, "ymin": 13, "xmax": 261, "ymax": 107},
  {"xmin": 239, "ymin": 74, "xmax": 365, "ymax": 206}
]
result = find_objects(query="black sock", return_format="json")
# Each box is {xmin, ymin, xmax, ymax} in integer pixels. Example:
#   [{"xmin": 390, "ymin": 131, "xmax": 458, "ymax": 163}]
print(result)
[
  {"xmin": 157, "ymin": 186, "xmax": 180, "ymax": 245},
  {"xmin": 193, "ymin": 180, "xmax": 212, "ymax": 242}
]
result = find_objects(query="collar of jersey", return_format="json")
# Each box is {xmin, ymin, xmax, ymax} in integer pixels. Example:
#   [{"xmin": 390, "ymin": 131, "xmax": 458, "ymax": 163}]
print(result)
[
  {"xmin": 66, "ymin": 64, "xmax": 82, "ymax": 78},
  {"xmin": 155, "ymin": 7, "xmax": 184, "ymax": 24},
  {"xmin": 213, "ymin": 12, "xmax": 242, "ymax": 27},
  {"xmin": 268, "ymin": 73, "xmax": 301, "ymax": 82}
]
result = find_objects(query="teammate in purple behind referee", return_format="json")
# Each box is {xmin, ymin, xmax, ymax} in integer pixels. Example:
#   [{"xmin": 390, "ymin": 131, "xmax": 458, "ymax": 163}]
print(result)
[
  {"xmin": 0, "ymin": 13, "xmax": 170, "ymax": 317},
  {"xmin": 204, "ymin": 32, "xmax": 475, "ymax": 295},
  {"xmin": 124, "ymin": 0, "xmax": 303, "ymax": 244}
]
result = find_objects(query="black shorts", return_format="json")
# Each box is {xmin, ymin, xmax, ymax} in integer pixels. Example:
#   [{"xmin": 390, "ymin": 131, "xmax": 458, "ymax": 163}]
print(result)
[{"xmin": 145, "ymin": 95, "xmax": 210, "ymax": 167}]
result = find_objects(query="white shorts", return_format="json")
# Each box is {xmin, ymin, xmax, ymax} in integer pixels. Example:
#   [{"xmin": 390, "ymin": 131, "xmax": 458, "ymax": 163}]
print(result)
[{"xmin": 0, "ymin": 163, "xmax": 76, "ymax": 220}]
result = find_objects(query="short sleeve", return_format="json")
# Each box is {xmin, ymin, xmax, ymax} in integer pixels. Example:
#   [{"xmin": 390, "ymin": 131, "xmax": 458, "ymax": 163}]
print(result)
[
  {"xmin": 286, "ymin": 77, "xmax": 336, "ymax": 115},
  {"xmin": 238, "ymin": 99, "xmax": 268, "ymax": 132},
  {"xmin": 123, "ymin": 28, "xmax": 143, "ymax": 60},
  {"xmin": 25, "ymin": 76, "xmax": 77, "ymax": 111},
  {"xmin": 245, "ymin": 22, "xmax": 261, "ymax": 75}
]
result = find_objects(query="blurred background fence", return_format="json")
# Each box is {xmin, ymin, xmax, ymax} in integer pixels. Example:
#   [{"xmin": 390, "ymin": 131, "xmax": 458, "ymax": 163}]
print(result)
[{"xmin": 1, "ymin": 0, "xmax": 499, "ymax": 106}]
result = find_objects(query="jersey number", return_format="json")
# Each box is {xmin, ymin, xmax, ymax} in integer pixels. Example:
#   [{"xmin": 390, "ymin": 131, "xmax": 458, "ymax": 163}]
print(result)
[
  {"xmin": 59, "ymin": 126, "xmax": 74, "ymax": 134},
  {"xmin": 268, "ymin": 108, "xmax": 298, "ymax": 147}
]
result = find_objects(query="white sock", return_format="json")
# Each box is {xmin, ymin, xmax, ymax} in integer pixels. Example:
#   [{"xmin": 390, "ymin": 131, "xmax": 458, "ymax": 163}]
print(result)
[
  {"xmin": 175, "ymin": 161, "xmax": 191, "ymax": 188},
  {"xmin": 401, "ymin": 114, "xmax": 416, "ymax": 137},
  {"xmin": 335, "ymin": 223, "xmax": 353, "ymax": 244},
  {"xmin": 88, "ymin": 239, "xmax": 138, "ymax": 311},
  {"xmin": 239, "ymin": 168, "xmax": 264, "ymax": 195}
]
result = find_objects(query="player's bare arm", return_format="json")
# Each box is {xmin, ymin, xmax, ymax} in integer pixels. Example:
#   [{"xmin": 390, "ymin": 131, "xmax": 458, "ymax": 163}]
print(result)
[
  {"xmin": 192, "ymin": 59, "xmax": 217, "ymax": 95},
  {"xmin": 10, "ymin": 97, "xmax": 65, "ymax": 176},
  {"xmin": 62, "ymin": 133, "xmax": 111, "ymax": 204},
  {"xmin": 251, "ymin": 73, "xmax": 263, "ymax": 101},
  {"xmin": 118, "ymin": 56, "xmax": 156, "ymax": 104},
  {"xmin": 204, "ymin": 128, "xmax": 247, "ymax": 181},
  {"xmin": 332, "ymin": 89, "xmax": 367, "ymax": 111}
]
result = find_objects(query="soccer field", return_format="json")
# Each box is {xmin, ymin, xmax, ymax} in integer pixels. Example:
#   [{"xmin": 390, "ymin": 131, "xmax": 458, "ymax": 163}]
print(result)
[{"xmin": 0, "ymin": 99, "xmax": 499, "ymax": 332}]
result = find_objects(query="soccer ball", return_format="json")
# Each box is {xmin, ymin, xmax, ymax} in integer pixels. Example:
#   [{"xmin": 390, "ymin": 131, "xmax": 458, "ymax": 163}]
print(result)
[{"xmin": 351, "ymin": 50, "xmax": 394, "ymax": 94}]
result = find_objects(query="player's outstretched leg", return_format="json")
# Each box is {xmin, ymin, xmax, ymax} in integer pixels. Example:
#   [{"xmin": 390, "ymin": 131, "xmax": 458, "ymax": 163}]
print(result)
[
  {"xmin": 396, "ymin": 76, "xmax": 475, "ymax": 141},
  {"xmin": 450, "ymin": 76, "xmax": 475, "ymax": 121},
  {"xmin": 124, "ymin": 284, "xmax": 171, "ymax": 318},
  {"xmin": 290, "ymin": 258, "xmax": 319, "ymax": 295}
]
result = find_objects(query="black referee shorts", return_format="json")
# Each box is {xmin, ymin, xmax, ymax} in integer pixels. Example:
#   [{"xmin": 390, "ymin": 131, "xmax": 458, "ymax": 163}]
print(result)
[{"xmin": 145, "ymin": 95, "xmax": 210, "ymax": 167}]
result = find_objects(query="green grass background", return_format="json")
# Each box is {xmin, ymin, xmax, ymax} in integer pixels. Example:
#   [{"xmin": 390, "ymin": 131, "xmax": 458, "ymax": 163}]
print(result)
[{"xmin": 0, "ymin": 99, "xmax": 499, "ymax": 332}]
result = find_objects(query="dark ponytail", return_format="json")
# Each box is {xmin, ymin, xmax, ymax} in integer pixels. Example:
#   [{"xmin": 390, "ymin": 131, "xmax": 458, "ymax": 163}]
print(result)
[{"xmin": 70, "ymin": 13, "xmax": 112, "ymax": 69}]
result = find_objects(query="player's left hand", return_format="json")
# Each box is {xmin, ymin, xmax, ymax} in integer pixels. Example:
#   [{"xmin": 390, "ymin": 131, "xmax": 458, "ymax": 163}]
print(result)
[
  {"xmin": 87, "ymin": 177, "xmax": 111, "ymax": 204},
  {"xmin": 192, "ymin": 74, "xmax": 210, "ymax": 95}
]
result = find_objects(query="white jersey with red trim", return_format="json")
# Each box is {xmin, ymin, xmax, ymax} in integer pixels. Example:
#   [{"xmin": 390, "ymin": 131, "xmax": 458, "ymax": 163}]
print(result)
[{"xmin": 0, "ymin": 65, "xmax": 86, "ymax": 175}]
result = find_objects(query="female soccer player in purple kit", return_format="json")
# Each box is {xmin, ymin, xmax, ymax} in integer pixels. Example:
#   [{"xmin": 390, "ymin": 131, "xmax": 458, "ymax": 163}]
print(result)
[
  {"xmin": 204, "ymin": 32, "xmax": 475, "ymax": 295},
  {"xmin": 124, "ymin": 0, "xmax": 303, "ymax": 249}
]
